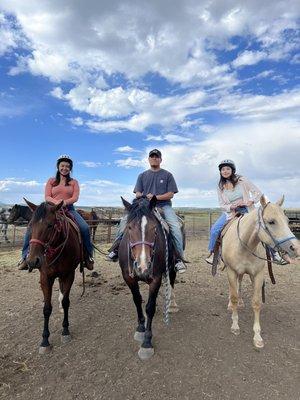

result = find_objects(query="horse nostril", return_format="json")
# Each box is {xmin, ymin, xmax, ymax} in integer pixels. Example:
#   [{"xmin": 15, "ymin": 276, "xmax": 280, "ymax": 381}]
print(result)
[{"xmin": 290, "ymin": 245, "xmax": 295, "ymax": 252}]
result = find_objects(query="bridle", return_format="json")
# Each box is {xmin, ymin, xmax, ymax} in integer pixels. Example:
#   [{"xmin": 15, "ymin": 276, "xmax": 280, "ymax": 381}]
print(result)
[
  {"xmin": 29, "ymin": 208, "xmax": 70, "ymax": 267},
  {"xmin": 257, "ymin": 203, "xmax": 296, "ymax": 252},
  {"xmin": 237, "ymin": 202, "xmax": 295, "ymax": 261},
  {"xmin": 127, "ymin": 223, "xmax": 158, "ymax": 278}
]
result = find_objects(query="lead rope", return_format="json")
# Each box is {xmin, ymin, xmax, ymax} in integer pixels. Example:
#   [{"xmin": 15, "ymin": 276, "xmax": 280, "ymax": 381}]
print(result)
[{"xmin": 154, "ymin": 209, "xmax": 171, "ymax": 325}]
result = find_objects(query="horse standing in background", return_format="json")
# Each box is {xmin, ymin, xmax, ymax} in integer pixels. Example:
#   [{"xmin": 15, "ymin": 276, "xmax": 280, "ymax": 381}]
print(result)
[
  {"xmin": 0, "ymin": 208, "xmax": 11, "ymax": 243},
  {"xmin": 77, "ymin": 209, "xmax": 100, "ymax": 241},
  {"xmin": 118, "ymin": 196, "xmax": 178, "ymax": 360},
  {"xmin": 24, "ymin": 199, "xmax": 82, "ymax": 354},
  {"xmin": 7, "ymin": 204, "xmax": 33, "ymax": 224}
]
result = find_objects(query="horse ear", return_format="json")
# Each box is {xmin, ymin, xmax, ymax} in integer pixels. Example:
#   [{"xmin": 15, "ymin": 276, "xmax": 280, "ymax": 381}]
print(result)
[
  {"xmin": 55, "ymin": 200, "xmax": 64, "ymax": 211},
  {"xmin": 276, "ymin": 195, "xmax": 284, "ymax": 207},
  {"xmin": 149, "ymin": 195, "xmax": 157, "ymax": 210},
  {"xmin": 24, "ymin": 198, "xmax": 38, "ymax": 211},
  {"xmin": 121, "ymin": 197, "xmax": 132, "ymax": 211},
  {"xmin": 260, "ymin": 194, "xmax": 269, "ymax": 208}
]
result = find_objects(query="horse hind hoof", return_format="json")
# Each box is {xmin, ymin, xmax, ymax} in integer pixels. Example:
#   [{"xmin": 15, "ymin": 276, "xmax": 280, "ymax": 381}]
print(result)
[
  {"xmin": 61, "ymin": 335, "xmax": 72, "ymax": 344},
  {"xmin": 253, "ymin": 339, "xmax": 264, "ymax": 349},
  {"xmin": 39, "ymin": 345, "xmax": 52, "ymax": 355},
  {"xmin": 231, "ymin": 327, "xmax": 240, "ymax": 336},
  {"xmin": 134, "ymin": 331, "xmax": 145, "ymax": 343},
  {"xmin": 138, "ymin": 347, "xmax": 154, "ymax": 360}
]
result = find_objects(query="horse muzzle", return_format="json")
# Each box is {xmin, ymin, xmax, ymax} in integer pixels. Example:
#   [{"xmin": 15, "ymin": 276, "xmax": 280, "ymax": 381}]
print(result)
[
  {"xmin": 279, "ymin": 238, "xmax": 300, "ymax": 258},
  {"xmin": 27, "ymin": 255, "xmax": 43, "ymax": 270},
  {"xmin": 133, "ymin": 260, "xmax": 153, "ymax": 280}
]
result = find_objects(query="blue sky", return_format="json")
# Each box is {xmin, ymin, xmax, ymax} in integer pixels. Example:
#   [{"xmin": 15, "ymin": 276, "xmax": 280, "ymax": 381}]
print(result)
[{"xmin": 0, "ymin": 1, "xmax": 299, "ymax": 207}]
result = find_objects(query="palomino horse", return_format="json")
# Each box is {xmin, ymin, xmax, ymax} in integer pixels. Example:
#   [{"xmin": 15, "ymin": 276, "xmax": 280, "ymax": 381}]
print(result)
[
  {"xmin": 24, "ymin": 199, "xmax": 82, "ymax": 354},
  {"xmin": 77, "ymin": 209, "xmax": 100, "ymax": 242},
  {"xmin": 119, "ymin": 196, "xmax": 177, "ymax": 360},
  {"xmin": 222, "ymin": 195, "xmax": 300, "ymax": 348},
  {"xmin": 7, "ymin": 204, "xmax": 33, "ymax": 224}
]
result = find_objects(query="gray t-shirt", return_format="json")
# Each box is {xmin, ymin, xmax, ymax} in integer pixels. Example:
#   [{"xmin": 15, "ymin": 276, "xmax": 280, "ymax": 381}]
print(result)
[{"xmin": 133, "ymin": 168, "xmax": 178, "ymax": 206}]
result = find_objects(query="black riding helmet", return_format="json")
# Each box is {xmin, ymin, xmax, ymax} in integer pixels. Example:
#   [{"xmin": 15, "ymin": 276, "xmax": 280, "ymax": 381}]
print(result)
[
  {"xmin": 218, "ymin": 159, "xmax": 236, "ymax": 173},
  {"xmin": 57, "ymin": 154, "xmax": 73, "ymax": 170}
]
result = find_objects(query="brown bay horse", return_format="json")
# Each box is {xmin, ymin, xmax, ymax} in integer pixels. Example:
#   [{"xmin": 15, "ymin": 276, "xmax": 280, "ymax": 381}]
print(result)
[
  {"xmin": 24, "ymin": 199, "xmax": 82, "ymax": 354},
  {"xmin": 77, "ymin": 209, "xmax": 100, "ymax": 242},
  {"xmin": 118, "ymin": 196, "xmax": 177, "ymax": 360}
]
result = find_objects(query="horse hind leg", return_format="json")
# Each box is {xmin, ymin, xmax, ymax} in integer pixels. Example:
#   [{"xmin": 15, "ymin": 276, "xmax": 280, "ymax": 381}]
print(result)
[
  {"xmin": 169, "ymin": 288, "xmax": 179, "ymax": 313},
  {"xmin": 227, "ymin": 274, "xmax": 244, "ymax": 310},
  {"xmin": 252, "ymin": 271, "xmax": 265, "ymax": 349},
  {"xmin": 60, "ymin": 273, "xmax": 75, "ymax": 344},
  {"xmin": 227, "ymin": 268, "xmax": 240, "ymax": 335}
]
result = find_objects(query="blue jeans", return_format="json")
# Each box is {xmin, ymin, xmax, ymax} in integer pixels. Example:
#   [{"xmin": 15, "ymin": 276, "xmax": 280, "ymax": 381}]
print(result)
[
  {"xmin": 208, "ymin": 207, "xmax": 249, "ymax": 252},
  {"xmin": 114, "ymin": 205, "xmax": 184, "ymax": 258},
  {"xmin": 21, "ymin": 205, "xmax": 93, "ymax": 259}
]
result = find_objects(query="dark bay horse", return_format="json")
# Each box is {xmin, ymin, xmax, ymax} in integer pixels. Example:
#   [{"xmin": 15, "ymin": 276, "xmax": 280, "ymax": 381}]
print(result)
[
  {"xmin": 77, "ymin": 209, "xmax": 100, "ymax": 242},
  {"xmin": 24, "ymin": 199, "xmax": 82, "ymax": 354},
  {"xmin": 119, "ymin": 196, "xmax": 177, "ymax": 360},
  {"xmin": 8, "ymin": 204, "xmax": 32, "ymax": 224}
]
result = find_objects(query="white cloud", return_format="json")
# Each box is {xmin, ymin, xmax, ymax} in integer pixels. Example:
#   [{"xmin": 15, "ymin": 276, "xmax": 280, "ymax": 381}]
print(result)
[
  {"xmin": 0, "ymin": 178, "xmax": 43, "ymax": 204},
  {"xmin": 232, "ymin": 50, "xmax": 267, "ymax": 68},
  {"xmin": 114, "ymin": 157, "xmax": 146, "ymax": 169},
  {"xmin": 115, "ymin": 146, "xmax": 140, "ymax": 153},
  {"xmin": 78, "ymin": 161, "xmax": 102, "ymax": 168}
]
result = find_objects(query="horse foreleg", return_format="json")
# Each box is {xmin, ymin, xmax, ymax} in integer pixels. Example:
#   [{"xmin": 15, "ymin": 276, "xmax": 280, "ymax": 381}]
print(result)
[
  {"xmin": 252, "ymin": 270, "xmax": 265, "ymax": 348},
  {"xmin": 128, "ymin": 281, "xmax": 145, "ymax": 342},
  {"xmin": 138, "ymin": 277, "xmax": 162, "ymax": 360},
  {"xmin": 60, "ymin": 273, "xmax": 75, "ymax": 343},
  {"xmin": 39, "ymin": 274, "xmax": 54, "ymax": 354},
  {"xmin": 227, "ymin": 268, "xmax": 240, "ymax": 335}
]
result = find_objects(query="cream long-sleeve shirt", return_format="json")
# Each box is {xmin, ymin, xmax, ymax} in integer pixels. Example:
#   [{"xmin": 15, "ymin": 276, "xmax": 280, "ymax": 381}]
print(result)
[{"xmin": 217, "ymin": 176, "xmax": 262, "ymax": 219}]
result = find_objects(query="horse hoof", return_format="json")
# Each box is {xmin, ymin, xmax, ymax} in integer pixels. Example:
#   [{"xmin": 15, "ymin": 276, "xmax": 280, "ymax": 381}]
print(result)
[
  {"xmin": 39, "ymin": 345, "xmax": 52, "ymax": 355},
  {"xmin": 134, "ymin": 331, "xmax": 145, "ymax": 342},
  {"xmin": 61, "ymin": 335, "xmax": 71, "ymax": 344},
  {"xmin": 169, "ymin": 306, "xmax": 179, "ymax": 313},
  {"xmin": 231, "ymin": 327, "xmax": 240, "ymax": 336},
  {"xmin": 253, "ymin": 339, "xmax": 264, "ymax": 349},
  {"xmin": 138, "ymin": 347, "xmax": 154, "ymax": 360},
  {"xmin": 238, "ymin": 300, "xmax": 245, "ymax": 309}
]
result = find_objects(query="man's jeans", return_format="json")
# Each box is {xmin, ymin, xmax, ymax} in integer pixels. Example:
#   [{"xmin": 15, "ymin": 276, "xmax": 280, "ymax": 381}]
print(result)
[{"xmin": 115, "ymin": 205, "xmax": 184, "ymax": 258}]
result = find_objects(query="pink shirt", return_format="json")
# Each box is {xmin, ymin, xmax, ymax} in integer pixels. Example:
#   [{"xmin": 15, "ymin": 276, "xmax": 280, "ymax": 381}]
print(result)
[{"xmin": 45, "ymin": 178, "xmax": 80, "ymax": 205}]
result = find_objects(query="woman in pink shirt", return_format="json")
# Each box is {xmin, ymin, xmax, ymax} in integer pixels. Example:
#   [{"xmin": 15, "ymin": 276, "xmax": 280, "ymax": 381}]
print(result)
[{"xmin": 18, "ymin": 155, "xmax": 94, "ymax": 270}]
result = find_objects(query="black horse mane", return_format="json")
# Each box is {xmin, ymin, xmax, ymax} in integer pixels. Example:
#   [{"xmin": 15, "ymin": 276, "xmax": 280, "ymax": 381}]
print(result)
[
  {"xmin": 127, "ymin": 197, "xmax": 154, "ymax": 223},
  {"xmin": 32, "ymin": 202, "xmax": 48, "ymax": 223}
]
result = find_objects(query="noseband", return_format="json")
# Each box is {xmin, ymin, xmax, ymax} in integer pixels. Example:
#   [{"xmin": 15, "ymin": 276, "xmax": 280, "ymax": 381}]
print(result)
[{"xmin": 258, "ymin": 203, "xmax": 296, "ymax": 251}]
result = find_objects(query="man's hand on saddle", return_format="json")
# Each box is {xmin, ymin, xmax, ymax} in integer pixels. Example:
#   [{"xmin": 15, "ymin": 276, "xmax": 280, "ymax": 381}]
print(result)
[{"xmin": 146, "ymin": 193, "xmax": 154, "ymax": 200}]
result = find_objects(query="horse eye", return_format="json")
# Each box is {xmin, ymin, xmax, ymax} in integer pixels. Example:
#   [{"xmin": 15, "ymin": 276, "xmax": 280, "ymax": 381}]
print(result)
[
  {"xmin": 128, "ymin": 226, "xmax": 131, "ymax": 230},
  {"xmin": 268, "ymin": 220, "xmax": 275, "ymax": 225},
  {"xmin": 47, "ymin": 223, "xmax": 53, "ymax": 229}
]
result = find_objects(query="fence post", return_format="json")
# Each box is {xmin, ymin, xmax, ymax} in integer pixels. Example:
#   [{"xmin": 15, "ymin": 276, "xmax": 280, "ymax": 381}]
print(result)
[
  {"xmin": 12, "ymin": 225, "xmax": 16, "ymax": 246},
  {"xmin": 107, "ymin": 211, "xmax": 112, "ymax": 243},
  {"xmin": 208, "ymin": 212, "xmax": 212, "ymax": 235}
]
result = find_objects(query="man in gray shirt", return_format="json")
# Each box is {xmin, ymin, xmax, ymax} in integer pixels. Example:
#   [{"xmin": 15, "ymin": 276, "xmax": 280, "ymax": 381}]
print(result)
[{"xmin": 108, "ymin": 149, "xmax": 186, "ymax": 273}]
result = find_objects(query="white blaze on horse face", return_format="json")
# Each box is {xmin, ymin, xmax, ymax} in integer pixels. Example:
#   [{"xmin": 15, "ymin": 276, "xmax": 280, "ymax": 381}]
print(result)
[{"xmin": 140, "ymin": 216, "xmax": 148, "ymax": 271}]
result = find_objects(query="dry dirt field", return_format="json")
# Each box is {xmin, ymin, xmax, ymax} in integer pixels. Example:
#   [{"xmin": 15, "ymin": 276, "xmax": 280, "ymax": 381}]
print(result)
[{"xmin": 0, "ymin": 238, "xmax": 299, "ymax": 400}]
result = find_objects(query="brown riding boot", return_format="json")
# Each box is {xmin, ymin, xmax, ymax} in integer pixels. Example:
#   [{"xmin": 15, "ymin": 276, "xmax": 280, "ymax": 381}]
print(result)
[
  {"xmin": 85, "ymin": 256, "xmax": 94, "ymax": 270},
  {"xmin": 18, "ymin": 258, "xmax": 29, "ymax": 270}
]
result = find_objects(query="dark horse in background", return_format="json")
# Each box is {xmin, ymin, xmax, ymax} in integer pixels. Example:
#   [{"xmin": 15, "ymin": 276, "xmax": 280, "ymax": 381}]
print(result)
[
  {"xmin": 119, "ymin": 196, "xmax": 177, "ymax": 360},
  {"xmin": 8, "ymin": 204, "xmax": 33, "ymax": 224},
  {"xmin": 0, "ymin": 207, "xmax": 11, "ymax": 243},
  {"xmin": 77, "ymin": 209, "xmax": 100, "ymax": 242},
  {"xmin": 24, "ymin": 199, "xmax": 82, "ymax": 354}
]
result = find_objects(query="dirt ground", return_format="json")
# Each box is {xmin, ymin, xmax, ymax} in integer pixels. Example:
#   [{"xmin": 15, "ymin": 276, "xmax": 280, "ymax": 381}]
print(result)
[{"xmin": 0, "ymin": 238, "xmax": 299, "ymax": 400}]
